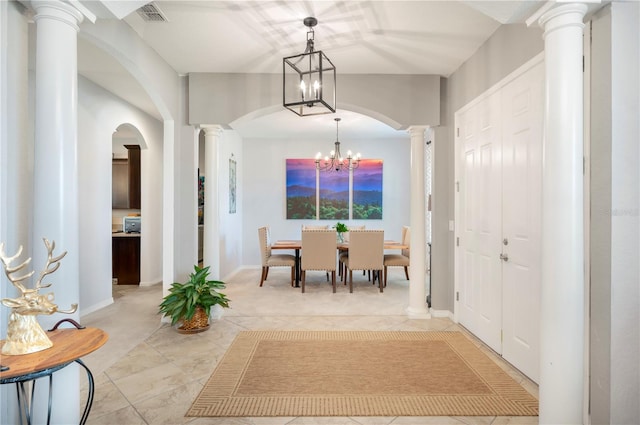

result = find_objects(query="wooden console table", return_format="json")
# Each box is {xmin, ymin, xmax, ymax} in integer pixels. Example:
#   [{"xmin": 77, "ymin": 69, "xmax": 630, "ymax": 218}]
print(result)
[{"xmin": 0, "ymin": 324, "xmax": 108, "ymax": 425}]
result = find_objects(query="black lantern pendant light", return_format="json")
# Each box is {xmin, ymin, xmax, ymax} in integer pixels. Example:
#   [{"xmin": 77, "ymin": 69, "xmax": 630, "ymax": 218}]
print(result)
[{"xmin": 283, "ymin": 17, "xmax": 336, "ymax": 116}]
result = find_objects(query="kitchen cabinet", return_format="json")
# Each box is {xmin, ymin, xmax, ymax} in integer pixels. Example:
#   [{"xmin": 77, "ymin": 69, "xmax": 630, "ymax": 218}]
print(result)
[
  {"xmin": 112, "ymin": 145, "xmax": 141, "ymax": 209},
  {"xmin": 112, "ymin": 234, "xmax": 140, "ymax": 285}
]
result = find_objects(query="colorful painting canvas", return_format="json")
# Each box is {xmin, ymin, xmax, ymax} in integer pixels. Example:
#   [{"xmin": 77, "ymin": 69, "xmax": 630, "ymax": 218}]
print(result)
[
  {"xmin": 286, "ymin": 159, "xmax": 383, "ymax": 220},
  {"xmin": 319, "ymin": 170, "xmax": 349, "ymax": 219},
  {"xmin": 286, "ymin": 159, "xmax": 316, "ymax": 219},
  {"xmin": 353, "ymin": 159, "xmax": 383, "ymax": 219}
]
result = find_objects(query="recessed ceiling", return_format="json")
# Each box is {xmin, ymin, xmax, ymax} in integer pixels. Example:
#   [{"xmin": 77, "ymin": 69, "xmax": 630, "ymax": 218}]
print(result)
[{"xmin": 76, "ymin": 1, "xmax": 545, "ymax": 136}]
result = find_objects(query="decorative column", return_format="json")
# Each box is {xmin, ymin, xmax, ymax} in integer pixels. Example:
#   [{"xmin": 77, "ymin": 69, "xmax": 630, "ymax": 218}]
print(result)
[
  {"xmin": 407, "ymin": 126, "xmax": 430, "ymax": 318},
  {"xmin": 202, "ymin": 125, "xmax": 223, "ymax": 279},
  {"xmin": 30, "ymin": 1, "xmax": 84, "ymax": 423},
  {"xmin": 533, "ymin": 3, "xmax": 588, "ymax": 423}
]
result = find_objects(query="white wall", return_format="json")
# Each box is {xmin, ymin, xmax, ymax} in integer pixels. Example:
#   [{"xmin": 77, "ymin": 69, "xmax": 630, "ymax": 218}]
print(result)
[
  {"xmin": 189, "ymin": 73, "xmax": 440, "ymax": 129},
  {"xmin": 590, "ymin": 3, "xmax": 640, "ymax": 422},
  {"xmin": 242, "ymin": 134, "xmax": 411, "ymax": 266},
  {"xmin": 218, "ymin": 130, "xmax": 244, "ymax": 279},
  {"xmin": 609, "ymin": 2, "xmax": 640, "ymax": 422},
  {"xmin": 78, "ymin": 76, "xmax": 163, "ymax": 315}
]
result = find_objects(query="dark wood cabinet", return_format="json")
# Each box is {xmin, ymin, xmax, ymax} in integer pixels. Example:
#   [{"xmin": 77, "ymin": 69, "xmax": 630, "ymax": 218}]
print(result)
[
  {"xmin": 112, "ymin": 236, "xmax": 140, "ymax": 285},
  {"xmin": 112, "ymin": 145, "xmax": 141, "ymax": 209},
  {"xmin": 126, "ymin": 145, "xmax": 141, "ymax": 209}
]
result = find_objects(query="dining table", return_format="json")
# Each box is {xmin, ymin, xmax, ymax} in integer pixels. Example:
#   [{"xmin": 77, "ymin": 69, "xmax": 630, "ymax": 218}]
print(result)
[{"xmin": 271, "ymin": 239, "xmax": 408, "ymax": 288}]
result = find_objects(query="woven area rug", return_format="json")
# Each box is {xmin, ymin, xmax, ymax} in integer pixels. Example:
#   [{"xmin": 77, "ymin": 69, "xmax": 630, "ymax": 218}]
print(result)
[{"xmin": 187, "ymin": 330, "xmax": 538, "ymax": 417}]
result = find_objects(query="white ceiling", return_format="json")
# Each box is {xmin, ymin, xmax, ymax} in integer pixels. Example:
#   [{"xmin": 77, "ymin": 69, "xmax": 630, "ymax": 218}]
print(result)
[{"xmin": 76, "ymin": 0, "xmax": 545, "ymax": 138}]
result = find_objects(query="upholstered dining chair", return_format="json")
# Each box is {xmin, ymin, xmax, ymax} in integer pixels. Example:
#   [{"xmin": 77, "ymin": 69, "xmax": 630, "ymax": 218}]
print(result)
[
  {"xmin": 258, "ymin": 226, "xmax": 296, "ymax": 287},
  {"xmin": 300, "ymin": 229, "xmax": 337, "ymax": 293},
  {"xmin": 338, "ymin": 225, "xmax": 365, "ymax": 280},
  {"xmin": 383, "ymin": 225, "xmax": 410, "ymax": 287},
  {"xmin": 341, "ymin": 229, "xmax": 384, "ymax": 293}
]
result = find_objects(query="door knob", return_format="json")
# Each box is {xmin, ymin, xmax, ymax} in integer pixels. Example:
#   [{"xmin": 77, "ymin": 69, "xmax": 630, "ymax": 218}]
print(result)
[
  {"xmin": 503, "ymin": 238, "xmax": 509, "ymax": 246},
  {"xmin": 500, "ymin": 253, "xmax": 509, "ymax": 262}
]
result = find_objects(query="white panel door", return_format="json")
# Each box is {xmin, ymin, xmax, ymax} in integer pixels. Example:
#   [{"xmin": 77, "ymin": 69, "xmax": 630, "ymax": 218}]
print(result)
[
  {"xmin": 501, "ymin": 62, "xmax": 543, "ymax": 382},
  {"xmin": 457, "ymin": 91, "xmax": 503, "ymax": 353},
  {"xmin": 455, "ymin": 58, "xmax": 543, "ymax": 382}
]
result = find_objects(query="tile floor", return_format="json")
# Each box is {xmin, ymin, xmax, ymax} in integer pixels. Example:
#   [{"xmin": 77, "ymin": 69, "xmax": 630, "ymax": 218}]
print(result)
[{"xmin": 81, "ymin": 267, "xmax": 539, "ymax": 425}]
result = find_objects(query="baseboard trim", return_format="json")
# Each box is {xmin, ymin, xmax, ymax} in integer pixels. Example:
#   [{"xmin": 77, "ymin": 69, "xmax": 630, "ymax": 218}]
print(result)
[
  {"xmin": 80, "ymin": 298, "xmax": 114, "ymax": 317},
  {"xmin": 430, "ymin": 309, "xmax": 454, "ymax": 320}
]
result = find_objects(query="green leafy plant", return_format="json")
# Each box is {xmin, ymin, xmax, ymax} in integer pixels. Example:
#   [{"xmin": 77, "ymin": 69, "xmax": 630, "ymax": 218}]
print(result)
[
  {"xmin": 158, "ymin": 265, "xmax": 230, "ymax": 326},
  {"xmin": 334, "ymin": 222, "xmax": 348, "ymax": 233}
]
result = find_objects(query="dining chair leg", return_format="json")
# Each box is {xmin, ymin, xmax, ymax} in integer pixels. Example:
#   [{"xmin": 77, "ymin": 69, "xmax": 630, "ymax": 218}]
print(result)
[
  {"xmin": 291, "ymin": 267, "xmax": 295, "ymax": 287},
  {"xmin": 332, "ymin": 271, "xmax": 336, "ymax": 293},
  {"xmin": 349, "ymin": 270, "xmax": 353, "ymax": 293},
  {"xmin": 301, "ymin": 270, "xmax": 306, "ymax": 293},
  {"xmin": 259, "ymin": 267, "xmax": 267, "ymax": 286},
  {"xmin": 404, "ymin": 266, "xmax": 409, "ymax": 280},
  {"xmin": 265, "ymin": 267, "xmax": 269, "ymax": 280},
  {"xmin": 384, "ymin": 266, "xmax": 388, "ymax": 288},
  {"xmin": 378, "ymin": 270, "xmax": 383, "ymax": 293}
]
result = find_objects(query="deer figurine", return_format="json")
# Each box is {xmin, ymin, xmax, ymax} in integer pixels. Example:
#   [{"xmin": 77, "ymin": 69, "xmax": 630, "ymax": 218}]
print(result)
[{"xmin": 1, "ymin": 238, "xmax": 78, "ymax": 355}]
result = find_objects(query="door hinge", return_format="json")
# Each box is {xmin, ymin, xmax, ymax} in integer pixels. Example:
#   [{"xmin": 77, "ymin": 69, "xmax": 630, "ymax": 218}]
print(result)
[
  {"xmin": 456, "ymin": 127, "xmax": 460, "ymax": 137},
  {"xmin": 456, "ymin": 237, "xmax": 460, "ymax": 247},
  {"xmin": 456, "ymin": 291, "xmax": 459, "ymax": 301},
  {"xmin": 456, "ymin": 181, "xmax": 460, "ymax": 192},
  {"xmin": 501, "ymin": 330, "xmax": 503, "ymax": 342}
]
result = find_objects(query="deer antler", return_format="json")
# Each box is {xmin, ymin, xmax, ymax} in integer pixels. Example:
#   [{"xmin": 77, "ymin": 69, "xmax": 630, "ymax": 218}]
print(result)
[
  {"xmin": 35, "ymin": 238, "xmax": 67, "ymax": 290},
  {"xmin": 0, "ymin": 243, "xmax": 34, "ymax": 294}
]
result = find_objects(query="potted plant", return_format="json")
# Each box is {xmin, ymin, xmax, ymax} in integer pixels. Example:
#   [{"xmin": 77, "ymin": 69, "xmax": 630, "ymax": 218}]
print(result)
[
  {"xmin": 334, "ymin": 222, "xmax": 348, "ymax": 243},
  {"xmin": 158, "ymin": 265, "xmax": 230, "ymax": 333}
]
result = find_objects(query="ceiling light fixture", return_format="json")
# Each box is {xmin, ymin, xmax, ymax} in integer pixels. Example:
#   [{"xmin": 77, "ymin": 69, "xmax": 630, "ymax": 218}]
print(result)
[
  {"xmin": 283, "ymin": 17, "xmax": 336, "ymax": 117},
  {"xmin": 315, "ymin": 118, "xmax": 361, "ymax": 172}
]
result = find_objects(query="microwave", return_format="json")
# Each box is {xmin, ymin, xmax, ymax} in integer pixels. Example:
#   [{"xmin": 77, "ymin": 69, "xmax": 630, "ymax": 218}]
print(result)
[{"xmin": 123, "ymin": 216, "xmax": 141, "ymax": 233}]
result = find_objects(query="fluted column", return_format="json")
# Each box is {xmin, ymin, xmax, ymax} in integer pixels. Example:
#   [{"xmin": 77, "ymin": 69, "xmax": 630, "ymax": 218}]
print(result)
[
  {"xmin": 407, "ymin": 126, "xmax": 430, "ymax": 318},
  {"xmin": 534, "ymin": 3, "xmax": 588, "ymax": 423},
  {"xmin": 30, "ymin": 1, "xmax": 84, "ymax": 423},
  {"xmin": 202, "ymin": 125, "xmax": 223, "ymax": 279}
]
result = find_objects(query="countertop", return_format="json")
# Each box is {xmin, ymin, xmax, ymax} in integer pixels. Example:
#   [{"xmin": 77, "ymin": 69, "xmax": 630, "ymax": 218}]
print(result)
[{"xmin": 112, "ymin": 231, "xmax": 141, "ymax": 238}]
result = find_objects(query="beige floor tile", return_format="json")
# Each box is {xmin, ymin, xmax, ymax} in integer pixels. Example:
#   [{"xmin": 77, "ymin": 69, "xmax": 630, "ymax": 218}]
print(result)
[
  {"xmin": 389, "ymin": 418, "xmax": 467, "ymax": 425},
  {"xmin": 453, "ymin": 416, "xmax": 495, "ymax": 425},
  {"xmin": 81, "ymin": 372, "xmax": 130, "ymax": 419},
  {"xmin": 87, "ymin": 405, "xmax": 147, "ymax": 425},
  {"xmin": 286, "ymin": 418, "xmax": 362, "ymax": 425},
  {"xmin": 187, "ymin": 417, "xmax": 260, "ymax": 424},
  {"xmin": 104, "ymin": 341, "xmax": 167, "ymax": 381},
  {"xmin": 112, "ymin": 362, "xmax": 195, "ymax": 404},
  {"xmin": 490, "ymin": 417, "xmax": 539, "ymax": 425},
  {"xmin": 348, "ymin": 417, "xmax": 396, "ymax": 425},
  {"xmin": 133, "ymin": 380, "xmax": 204, "ymax": 424}
]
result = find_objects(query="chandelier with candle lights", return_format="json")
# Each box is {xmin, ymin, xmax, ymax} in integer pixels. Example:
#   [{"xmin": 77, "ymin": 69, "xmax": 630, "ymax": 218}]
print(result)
[
  {"xmin": 315, "ymin": 118, "xmax": 361, "ymax": 172},
  {"xmin": 283, "ymin": 17, "xmax": 336, "ymax": 117}
]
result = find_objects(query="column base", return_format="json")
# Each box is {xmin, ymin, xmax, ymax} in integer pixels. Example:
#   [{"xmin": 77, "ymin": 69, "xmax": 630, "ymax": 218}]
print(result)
[{"xmin": 406, "ymin": 305, "xmax": 431, "ymax": 319}]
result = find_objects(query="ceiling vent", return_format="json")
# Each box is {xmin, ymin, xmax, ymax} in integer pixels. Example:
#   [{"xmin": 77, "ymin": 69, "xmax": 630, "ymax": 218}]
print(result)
[{"xmin": 137, "ymin": 3, "xmax": 168, "ymax": 22}]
